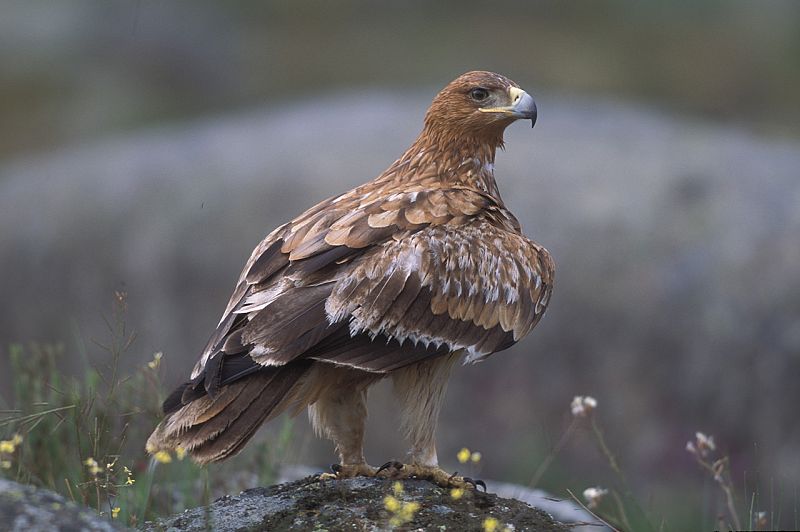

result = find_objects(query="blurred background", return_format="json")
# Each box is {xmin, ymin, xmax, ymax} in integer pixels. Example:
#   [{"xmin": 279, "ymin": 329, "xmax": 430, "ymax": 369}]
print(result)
[{"xmin": 1, "ymin": 0, "xmax": 799, "ymax": 528}]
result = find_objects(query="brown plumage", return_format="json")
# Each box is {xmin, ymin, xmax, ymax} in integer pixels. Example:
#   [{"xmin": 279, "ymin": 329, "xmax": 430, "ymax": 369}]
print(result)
[{"xmin": 147, "ymin": 71, "xmax": 554, "ymax": 483}]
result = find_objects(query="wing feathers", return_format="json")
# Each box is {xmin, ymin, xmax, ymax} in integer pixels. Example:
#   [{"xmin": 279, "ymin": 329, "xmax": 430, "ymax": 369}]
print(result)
[
  {"xmin": 245, "ymin": 240, "xmax": 287, "ymax": 284},
  {"xmin": 243, "ymin": 284, "xmax": 333, "ymax": 363},
  {"xmin": 172, "ymin": 191, "xmax": 553, "ymax": 430},
  {"xmin": 326, "ymin": 217, "xmax": 553, "ymax": 363},
  {"xmin": 180, "ymin": 362, "xmax": 311, "ymax": 463}
]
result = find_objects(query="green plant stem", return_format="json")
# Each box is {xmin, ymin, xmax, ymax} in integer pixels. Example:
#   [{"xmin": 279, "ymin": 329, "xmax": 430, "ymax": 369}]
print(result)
[
  {"xmin": 0, "ymin": 405, "xmax": 77, "ymax": 428},
  {"xmin": 566, "ymin": 488, "xmax": 622, "ymax": 532},
  {"xmin": 529, "ymin": 417, "xmax": 578, "ymax": 488},
  {"xmin": 591, "ymin": 416, "xmax": 655, "ymax": 532}
]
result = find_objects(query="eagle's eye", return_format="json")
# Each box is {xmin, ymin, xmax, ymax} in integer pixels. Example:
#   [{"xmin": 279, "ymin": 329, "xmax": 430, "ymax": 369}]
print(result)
[{"xmin": 469, "ymin": 88, "xmax": 490, "ymax": 102}]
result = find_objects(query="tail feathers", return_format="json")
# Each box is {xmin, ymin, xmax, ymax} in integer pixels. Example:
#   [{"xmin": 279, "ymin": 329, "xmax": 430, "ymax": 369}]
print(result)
[{"xmin": 146, "ymin": 361, "xmax": 311, "ymax": 464}]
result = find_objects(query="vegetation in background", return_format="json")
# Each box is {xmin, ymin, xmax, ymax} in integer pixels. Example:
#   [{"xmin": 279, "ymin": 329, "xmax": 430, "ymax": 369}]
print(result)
[
  {"xmin": 0, "ymin": 292, "xmax": 293, "ymax": 528},
  {"xmin": 523, "ymin": 394, "xmax": 794, "ymax": 531},
  {"xmin": 0, "ymin": 293, "xmax": 792, "ymax": 529}
]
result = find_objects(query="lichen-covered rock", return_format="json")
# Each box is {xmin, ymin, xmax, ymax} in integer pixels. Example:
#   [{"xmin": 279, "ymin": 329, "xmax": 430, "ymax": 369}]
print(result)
[
  {"xmin": 0, "ymin": 479, "xmax": 121, "ymax": 532},
  {"xmin": 142, "ymin": 476, "xmax": 570, "ymax": 531}
]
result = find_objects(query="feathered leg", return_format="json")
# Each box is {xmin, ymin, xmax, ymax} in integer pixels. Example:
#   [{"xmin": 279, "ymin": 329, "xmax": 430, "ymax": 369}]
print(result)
[
  {"xmin": 383, "ymin": 352, "xmax": 480, "ymax": 488},
  {"xmin": 307, "ymin": 366, "xmax": 380, "ymax": 477},
  {"xmin": 393, "ymin": 352, "xmax": 460, "ymax": 467}
]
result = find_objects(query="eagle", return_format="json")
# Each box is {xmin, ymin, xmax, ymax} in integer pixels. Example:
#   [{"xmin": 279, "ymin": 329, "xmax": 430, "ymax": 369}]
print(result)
[{"xmin": 147, "ymin": 71, "xmax": 554, "ymax": 488}]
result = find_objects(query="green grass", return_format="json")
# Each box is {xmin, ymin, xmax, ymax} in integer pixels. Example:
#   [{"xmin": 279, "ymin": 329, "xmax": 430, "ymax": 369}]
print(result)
[
  {"xmin": 0, "ymin": 292, "xmax": 791, "ymax": 530},
  {"xmin": 0, "ymin": 292, "xmax": 293, "ymax": 528}
]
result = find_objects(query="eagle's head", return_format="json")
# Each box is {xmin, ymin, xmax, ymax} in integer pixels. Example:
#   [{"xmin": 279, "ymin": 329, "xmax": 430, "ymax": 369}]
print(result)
[{"xmin": 423, "ymin": 71, "xmax": 537, "ymax": 146}]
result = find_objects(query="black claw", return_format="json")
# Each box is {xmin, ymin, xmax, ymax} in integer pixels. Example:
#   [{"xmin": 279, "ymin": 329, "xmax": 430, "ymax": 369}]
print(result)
[
  {"xmin": 376, "ymin": 460, "xmax": 404, "ymax": 475},
  {"xmin": 330, "ymin": 464, "xmax": 341, "ymax": 474},
  {"xmin": 459, "ymin": 476, "xmax": 487, "ymax": 492}
]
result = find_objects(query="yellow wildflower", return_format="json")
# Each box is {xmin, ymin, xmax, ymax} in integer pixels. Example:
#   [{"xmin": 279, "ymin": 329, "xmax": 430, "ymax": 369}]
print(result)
[
  {"xmin": 148, "ymin": 352, "xmax": 163, "ymax": 369},
  {"xmin": 450, "ymin": 487, "xmax": 464, "ymax": 500},
  {"xmin": 175, "ymin": 446, "xmax": 187, "ymax": 461},
  {"xmin": 398, "ymin": 501, "xmax": 419, "ymax": 521},
  {"xmin": 153, "ymin": 450, "xmax": 172, "ymax": 463},
  {"xmin": 11, "ymin": 434, "xmax": 23, "ymax": 446},
  {"xmin": 0, "ymin": 441, "xmax": 15, "ymax": 454},
  {"xmin": 125, "ymin": 476, "xmax": 135, "ymax": 486},
  {"xmin": 111, "ymin": 507, "xmax": 121, "ymax": 519},
  {"xmin": 471, "ymin": 451, "xmax": 482, "ymax": 463},
  {"xmin": 384, "ymin": 484, "xmax": 420, "ymax": 526},
  {"xmin": 384, "ymin": 495, "xmax": 400, "ymax": 512},
  {"xmin": 0, "ymin": 460, "xmax": 11, "ymax": 469},
  {"xmin": 83, "ymin": 457, "xmax": 103, "ymax": 475},
  {"xmin": 483, "ymin": 516, "xmax": 500, "ymax": 532},
  {"xmin": 457, "ymin": 447, "xmax": 471, "ymax": 464}
]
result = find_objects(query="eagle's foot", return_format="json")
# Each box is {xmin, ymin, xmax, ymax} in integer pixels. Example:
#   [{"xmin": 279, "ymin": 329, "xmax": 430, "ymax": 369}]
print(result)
[
  {"xmin": 319, "ymin": 462, "xmax": 377, "ymax": 481},
  {"xmin": 376, "ymin": 461, "xmax": 487, "ymax": 491}
]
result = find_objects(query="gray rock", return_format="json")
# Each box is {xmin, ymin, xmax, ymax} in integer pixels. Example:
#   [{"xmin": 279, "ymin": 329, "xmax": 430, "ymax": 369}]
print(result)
[
  {"xmin": 0, "ymin": 479, "xmax": 122, "ymax": 532},
  {"xmin": 277, "ymin": 464, "xmax": 602, "ymax": 531},
  {"xmin": 141, "ymin": 476, "xmax": 573, "ymax": 532}
]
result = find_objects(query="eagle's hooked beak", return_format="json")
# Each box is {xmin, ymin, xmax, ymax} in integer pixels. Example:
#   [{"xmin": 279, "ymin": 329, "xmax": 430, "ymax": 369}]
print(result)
[{"xmin": 479, "ymin": 86, "xmax": 538, "ymax": 128}]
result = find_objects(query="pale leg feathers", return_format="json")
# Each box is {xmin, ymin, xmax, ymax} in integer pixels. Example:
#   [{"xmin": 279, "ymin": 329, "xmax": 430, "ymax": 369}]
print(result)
[
  {"xmin": 391, "ymin": 351, "xmax": 461, "ymax": 467},
  {"xmin": 306, "ymin": 366, "xmax": 380, "ymax": 466}
]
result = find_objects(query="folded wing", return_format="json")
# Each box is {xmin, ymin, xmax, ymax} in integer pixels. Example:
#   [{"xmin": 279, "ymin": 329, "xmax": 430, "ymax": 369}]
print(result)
[{"xmin": 169, "ymin": 187, "xmax": 553, "ymax": 414}]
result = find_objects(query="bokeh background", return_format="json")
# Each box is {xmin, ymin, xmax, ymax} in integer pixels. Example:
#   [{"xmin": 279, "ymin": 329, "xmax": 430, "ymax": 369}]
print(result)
[{"xmin": 2, "ymin": 1, "xmax": 799, "ymax": 528}]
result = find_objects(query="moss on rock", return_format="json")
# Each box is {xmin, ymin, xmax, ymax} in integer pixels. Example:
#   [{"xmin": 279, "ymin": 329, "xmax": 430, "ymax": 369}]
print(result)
[{"xmin": 143, "ymin": 476, "xmax": 569, "ymax": 531}]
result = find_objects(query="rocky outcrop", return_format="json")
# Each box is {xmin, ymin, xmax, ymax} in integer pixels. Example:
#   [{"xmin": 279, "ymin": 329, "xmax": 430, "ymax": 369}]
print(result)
[
  {"xmin": 142, "ymin": 476, "xmax": 573, "ymax": 532},
  {"xmin": 0, "ymin": 479, "xmax": 121, "ymax": 532}
]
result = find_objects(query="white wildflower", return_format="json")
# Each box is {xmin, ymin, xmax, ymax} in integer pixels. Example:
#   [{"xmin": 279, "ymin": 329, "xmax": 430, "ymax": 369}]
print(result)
[
  {"xmin": 686, "ymin": 431, "xmax": 716, "ymax": 458},
  {"xmin": 571, "ymin": 396, "xmax": 598, "ymax": 417},
  {"xmin": 582, "ymin": 486, "xmax": 608, "ymax": 509}
]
